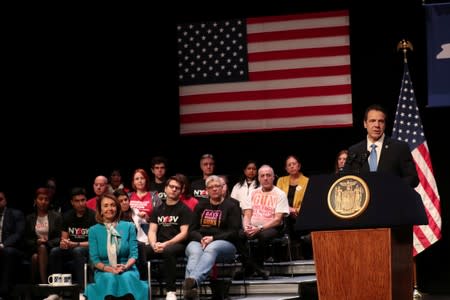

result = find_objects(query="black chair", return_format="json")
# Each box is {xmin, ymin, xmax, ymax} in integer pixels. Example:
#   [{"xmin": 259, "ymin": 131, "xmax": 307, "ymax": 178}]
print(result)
[
  {"xmin": 247, "ymin": 217, "xmax": 294, "ymax": 277},
  {"xmin": 264, "ymin": 232, "xmax": 294, "ymax": 276},
  {"xmin": 198, "ymin": 255, "xmax": 239, "ymax": 300},
  {"xmin": 148, "ymin": 257, "xmax": 187, "ymax": 298}
]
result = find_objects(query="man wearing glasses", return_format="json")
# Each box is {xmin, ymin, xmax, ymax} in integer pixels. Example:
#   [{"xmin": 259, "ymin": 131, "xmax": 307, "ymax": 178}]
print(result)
[{"xmin": 145, "ymin": 176, "xmax": 192, "ymax": 300}]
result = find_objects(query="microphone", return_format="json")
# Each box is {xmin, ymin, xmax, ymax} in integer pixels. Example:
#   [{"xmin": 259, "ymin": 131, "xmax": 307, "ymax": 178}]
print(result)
[
  {"xmin": 344, "ymin": 150, "xmax": 368, "ymax": 175},
  {"xmin": 341, "ymin": 151, "xmax": 356, "ymax": 175},
  {"xmin": 361, "ymin": 151, "xmax": 369, "ymax": 163},
  {"xmin": 347, "ymin": 152, "xmax": 357, "ymax": 164}
]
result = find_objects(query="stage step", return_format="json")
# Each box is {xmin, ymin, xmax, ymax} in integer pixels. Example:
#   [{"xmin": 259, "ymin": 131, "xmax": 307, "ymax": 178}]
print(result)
[
  {"xmin": 264, "ymin": 259, "xmax": 315, "ymax": 276},
  {"xmin": 210, "ymin": 259, "xmax": 315, "ymax": 277},
  {"xmin": 152, "ymin": 275, "xmax": 316, "ymax": 299},
  {"xmin": 229, "ymin": 274, "xmax": 317, "ymax": 296},
  {"xmin": 151, "ymin": 259, "xmax": 316, "ymax": 298}
]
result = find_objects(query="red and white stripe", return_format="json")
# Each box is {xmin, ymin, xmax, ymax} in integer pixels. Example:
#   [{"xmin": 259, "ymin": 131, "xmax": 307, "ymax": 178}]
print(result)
[
  {"xmin": 179, "ymin": 10, "xmax": 352, "ymax": 135},
  {"xmin": 411, "ymin": 142, "xmax": 442, "ymax": 256}
]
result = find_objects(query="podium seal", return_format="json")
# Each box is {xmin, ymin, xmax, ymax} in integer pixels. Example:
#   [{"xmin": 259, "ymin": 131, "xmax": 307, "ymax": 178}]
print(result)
[{"xmin": 327, "ymin": 175, "xmax": 370, "ymax": 219}]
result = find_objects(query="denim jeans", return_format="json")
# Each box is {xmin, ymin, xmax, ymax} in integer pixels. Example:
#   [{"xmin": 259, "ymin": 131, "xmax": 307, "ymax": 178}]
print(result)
[{"xmin": 185, "ymin": 240, "xmax": 236, "ymax": 285}]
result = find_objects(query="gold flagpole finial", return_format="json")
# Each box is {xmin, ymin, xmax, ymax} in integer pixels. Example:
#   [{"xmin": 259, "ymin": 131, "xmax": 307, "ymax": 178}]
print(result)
[{"xmin": 397, "ymin": 39, "xmax": 413, "ymax": 63}]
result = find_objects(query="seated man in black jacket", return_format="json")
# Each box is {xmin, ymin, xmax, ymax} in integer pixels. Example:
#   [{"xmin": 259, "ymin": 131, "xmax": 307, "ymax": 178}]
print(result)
[{"xmin": 0, "ymin": 190, "xmax": 25, "ymax": 299}]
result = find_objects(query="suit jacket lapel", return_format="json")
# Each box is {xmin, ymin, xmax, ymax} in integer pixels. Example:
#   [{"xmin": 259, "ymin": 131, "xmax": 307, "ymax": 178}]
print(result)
[{"xmin": 378, "ymin": 137, "xmax": 392, "ymax": 171}]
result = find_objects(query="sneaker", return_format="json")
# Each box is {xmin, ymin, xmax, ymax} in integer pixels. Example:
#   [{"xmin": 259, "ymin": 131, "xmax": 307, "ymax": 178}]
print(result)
[
  {"xmin": 166, "ymin": 291, "xmax": 177, "ymax": 300},
  {"xmin": 183, "ymin": 277, "xmax": 198, "ymax": 299}
]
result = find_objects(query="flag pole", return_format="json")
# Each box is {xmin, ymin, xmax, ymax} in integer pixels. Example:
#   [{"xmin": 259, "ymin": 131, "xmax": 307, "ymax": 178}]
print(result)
[
  {"xmin": 396, "ymin": 38, "xmax": 413, "ymax": 64},
  {"xmin": 396, "ymin": 38, "xmax": 423, "ymax": 300}
]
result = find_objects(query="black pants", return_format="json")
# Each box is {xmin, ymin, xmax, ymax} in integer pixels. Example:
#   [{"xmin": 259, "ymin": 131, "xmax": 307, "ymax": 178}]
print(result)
[
  {"xmin": 238, "ymin": 227, "xmax": 281, "ymax": 269},
  {"xmin": 0, "ymin": 247, "xmax": 23, "ymax": 297},
  {"xmin": 144, "ymin": 243, "xmax": 186, "ymax": 292}
]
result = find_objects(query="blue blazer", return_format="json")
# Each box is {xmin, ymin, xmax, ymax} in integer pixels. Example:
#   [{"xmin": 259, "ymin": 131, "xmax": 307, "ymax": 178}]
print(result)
[{"xmin": 347, "ymin": 136, "xmax": 419, "ymax": 188}]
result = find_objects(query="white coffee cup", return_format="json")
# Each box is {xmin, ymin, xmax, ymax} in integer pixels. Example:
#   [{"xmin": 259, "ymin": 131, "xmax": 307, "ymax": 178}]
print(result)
[
  {"xmin": 62, "ymin": 273, "xmax": 72, "ymax": 285},
  {"xmin": 48, "ymin": 273, "xmax": 63, "ymax": 286}
]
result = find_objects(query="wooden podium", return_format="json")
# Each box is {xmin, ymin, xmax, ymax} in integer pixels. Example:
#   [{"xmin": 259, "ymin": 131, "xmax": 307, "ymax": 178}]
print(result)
[
  {"xmin": 296, "ymin": 173, "xmax": 427, "ymax": 300},
  {"xmin": 312, "ymin": 227, "xmax": 412, "ymax": 300}
]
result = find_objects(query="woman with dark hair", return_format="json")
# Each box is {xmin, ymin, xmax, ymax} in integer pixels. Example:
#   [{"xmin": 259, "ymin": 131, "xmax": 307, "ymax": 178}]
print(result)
[
  {"xmin": 116, "ymin": 189, "xmax": 147, "ymax": 244},
  {"xmin": 85, "ymin": 193, "xmax": 148, "ymax": 300},
  {"xmin": 176, "ymin": 173, "xmax": 198, "ymax": 211},
  {"xmin": 230, "ymin": 160, "xmax": 259, "ymax": 205},
  {"xmin": 116, "ymin": 188, "xmax": 148, "ymax": 277},
  {"xmin": 24, "ymin": 187, "xmax": 62, "ymax": 283},
  {"xmin": 108, "ymin": 169, "xmax": 129, "ymax": 194},
  {"xmin": 335, "ymin": 149, "xmax": 349, "ymax": 174}
]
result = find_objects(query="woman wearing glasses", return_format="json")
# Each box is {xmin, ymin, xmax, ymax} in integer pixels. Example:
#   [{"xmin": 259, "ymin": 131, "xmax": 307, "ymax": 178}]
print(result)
[{"xmin": 183, "ymin": 175, "xmax": 241, "ymax": 300}]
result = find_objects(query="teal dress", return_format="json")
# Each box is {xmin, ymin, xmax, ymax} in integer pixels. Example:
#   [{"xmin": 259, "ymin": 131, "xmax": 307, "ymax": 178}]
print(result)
[{"xmin": 85, "ymin": 221, "xmax": 148, "ymax": 299}]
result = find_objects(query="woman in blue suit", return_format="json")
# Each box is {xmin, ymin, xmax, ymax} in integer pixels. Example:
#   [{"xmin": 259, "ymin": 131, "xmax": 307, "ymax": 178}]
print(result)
[{"xmin": 85, "ymin": 193, "xmax": 148, "ymax": 300}]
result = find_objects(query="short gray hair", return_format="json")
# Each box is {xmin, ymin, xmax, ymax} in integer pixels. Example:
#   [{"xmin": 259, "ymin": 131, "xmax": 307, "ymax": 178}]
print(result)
[{"xmin": 205, "ymin": 175, "xmax": 221, "ymax": 187}]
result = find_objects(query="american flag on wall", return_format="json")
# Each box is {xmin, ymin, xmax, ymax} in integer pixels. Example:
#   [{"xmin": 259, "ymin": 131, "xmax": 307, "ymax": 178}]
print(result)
[
  {"xmin": 392, "ymin": 62, "xmax": 442, "ymax": 256},
  {"xmin": 176, "ymin": 10, "xmax": 352, "ymax": 135}
]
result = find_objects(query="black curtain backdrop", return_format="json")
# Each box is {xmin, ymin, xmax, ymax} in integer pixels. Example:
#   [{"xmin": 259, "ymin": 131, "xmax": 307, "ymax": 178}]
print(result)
[{"xmin": 1, "ymin": 0, "xmax": 449, "ymax": 293}]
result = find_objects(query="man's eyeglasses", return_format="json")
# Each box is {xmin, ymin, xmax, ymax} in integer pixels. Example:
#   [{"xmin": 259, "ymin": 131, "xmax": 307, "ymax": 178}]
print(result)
[
  {"xmin": 207, "ymin": 184, "xmax": 222, "ymax": 190},
  {"xmin": 168, "ymin": 184, "xmax": 181, "ymax": 191}
]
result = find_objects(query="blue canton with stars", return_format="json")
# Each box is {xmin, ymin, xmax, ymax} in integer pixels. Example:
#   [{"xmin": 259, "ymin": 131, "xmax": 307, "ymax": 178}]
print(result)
[
  {"xmin": 176, "ymin": 19, "xmax": 249, "ymax": 86},
  {"xmin": 392, "ymin": 63, "xmax": 425, "ymax": 151}
]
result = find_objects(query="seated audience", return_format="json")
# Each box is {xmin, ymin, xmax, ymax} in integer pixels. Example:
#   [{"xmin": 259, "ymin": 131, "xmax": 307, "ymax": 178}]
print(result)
[
  {"xmin": 108, "ymin": 169, "xmax": 129, "ymax": 194},
  {"xmin": 183, "ymin": 175, "xmax": 241, "ymax": 300},
  {"xmin": 49, "ymin": 187, "xmax": 96, "ymax": 285},
  {"xmin": 190, "ymin": 154, "xmax": 215, "ymax": 202},
  {"xmin": 46, "ymin": 177, "xmax": 71, "ymax": 213},
  {"xmin": 129, "ymin": 168, "xmax": 162, "ymax": 223},
  {"xmin": 86, "ymin": 175, "xmax": 109, "ymax": 211},
  {"xmin": 276, "ymin": 155, "xmax": 311, "ymax": 259},
  {"xmin": 116, "ymin": 189, "xmax": 147, "ymax": 245},
  {"xmin": 145, "ymin": 176, "xmax": 191, "ymax": 300},
  {"xmin": 84, "ymin": 193, "xmax": 148, "ymax": 300},
  {"xmin": 176, "ymin": 173, "xmax": 198, "ymax": 212},
  {"xmin": 0, "ymin": 190, "xmax": 25, "ymax": 298},
  {"xmin": 150, "ymin": 156, "xmax": 169, "ymax": 202},
  {"xmin": 24, "ymin": 187, "xmax": 62, "ymax": 284},
  {"xmin": 237, "ymin": 165, "xmax": 289, "ymax": 279},
  {"xmin": 116, "ymin": 188, "xmax": 148, "ymax": 278},
  {"xmin": 230, "ymin": 160, "xmax": 259, "ymax": 205}
]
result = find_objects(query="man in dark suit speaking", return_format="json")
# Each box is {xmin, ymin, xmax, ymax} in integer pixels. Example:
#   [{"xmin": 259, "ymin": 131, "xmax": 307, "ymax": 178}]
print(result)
[{"xmin": 345, "ymin": 104, "xmax": 419, "ymax": 188}]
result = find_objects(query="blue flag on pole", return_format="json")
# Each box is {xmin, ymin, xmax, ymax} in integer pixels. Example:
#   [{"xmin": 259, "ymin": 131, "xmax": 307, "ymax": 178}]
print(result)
[{"xmin": 425, "ymin": 3, "xmax": 450, "ymax": 107}]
